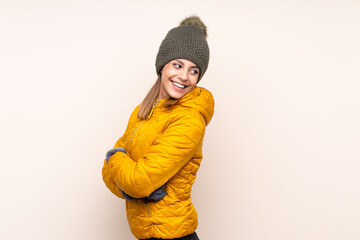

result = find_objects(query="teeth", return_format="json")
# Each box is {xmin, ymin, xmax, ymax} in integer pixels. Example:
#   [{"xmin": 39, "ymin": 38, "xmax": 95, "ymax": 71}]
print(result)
[{"xmin": 172, "ymin": 81, "xmax": 186, "ymax": 88}]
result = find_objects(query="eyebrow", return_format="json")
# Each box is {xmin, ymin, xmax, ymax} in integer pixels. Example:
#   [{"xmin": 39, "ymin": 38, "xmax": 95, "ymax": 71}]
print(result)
[{"xmin": 174, "ymin": 59, "xmax": 199, "ymax": 69}]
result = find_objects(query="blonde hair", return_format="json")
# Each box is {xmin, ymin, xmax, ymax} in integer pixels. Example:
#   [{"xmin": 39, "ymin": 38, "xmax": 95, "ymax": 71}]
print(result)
[{"xmin": 137, "ymin": 75, "xmax": 178, "ymax": 120}]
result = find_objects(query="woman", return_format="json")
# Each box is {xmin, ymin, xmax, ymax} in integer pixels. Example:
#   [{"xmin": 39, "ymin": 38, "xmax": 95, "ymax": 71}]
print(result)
[{"xmin": 102, "ymin": 16, "xmax": 214, "ymax": 240}]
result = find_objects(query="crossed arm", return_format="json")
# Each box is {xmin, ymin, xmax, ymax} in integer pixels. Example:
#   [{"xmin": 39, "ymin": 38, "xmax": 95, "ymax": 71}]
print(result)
[{"xmin": 102, "ymin": 112, "xmax": 205, "ymax": 200}]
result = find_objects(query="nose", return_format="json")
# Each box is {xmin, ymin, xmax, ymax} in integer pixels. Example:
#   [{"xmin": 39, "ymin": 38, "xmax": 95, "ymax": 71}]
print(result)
[{"xmin": 178, "ymin": 68, "xmax": 188, "ymax": 82}]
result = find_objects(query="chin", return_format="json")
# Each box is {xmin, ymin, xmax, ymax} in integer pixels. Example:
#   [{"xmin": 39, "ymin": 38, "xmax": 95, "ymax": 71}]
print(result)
[
  {"xmin": 169, "ymin": 92, "xmax": 187, "ymax": 100},
  {"xmin": 169, "ymin": 95, "xmax": 182, "ymax": 100}
]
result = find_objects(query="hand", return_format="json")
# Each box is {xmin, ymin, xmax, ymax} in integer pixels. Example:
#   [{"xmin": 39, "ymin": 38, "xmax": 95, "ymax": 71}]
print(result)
[
  {"xmin": 121, "ymin": 190, "xmax": 139, "ymax": 201},
  {"xmin": 106, "ymin": 147, "xmax": 126, "ymax": 164},
  {"xmin": 145, "ymin": 185, "xmax": 167, "ymax": 202},
  {"xmin": 121, "ymin": 185, "xmax": 167, "ymax": 202}
]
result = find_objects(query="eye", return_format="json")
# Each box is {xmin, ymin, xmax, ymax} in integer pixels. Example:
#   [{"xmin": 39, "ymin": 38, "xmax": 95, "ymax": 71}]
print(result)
[
  {"xmin": 190, "ymin": 69, "xmax": 199, "ymax": 75},
  {"xmin": 173, "ymin": 63, "xmax": 181, "ymax": 69}
]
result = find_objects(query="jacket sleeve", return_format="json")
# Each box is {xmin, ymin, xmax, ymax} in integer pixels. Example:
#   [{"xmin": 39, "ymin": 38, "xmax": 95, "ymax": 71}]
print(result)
[
  {"xmin": 102, "ymin": 136, "xmax": 126, "ymax": 199},
  {"xmin": 107, "ymin": 111, "xmax": 206, "ymax": 198}
]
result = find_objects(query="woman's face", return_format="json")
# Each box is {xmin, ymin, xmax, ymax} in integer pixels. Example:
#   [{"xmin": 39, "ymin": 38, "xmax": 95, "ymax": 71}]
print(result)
[{"xmin": 158, "ymin": 59, "xmax": 199, "ymax": 100}]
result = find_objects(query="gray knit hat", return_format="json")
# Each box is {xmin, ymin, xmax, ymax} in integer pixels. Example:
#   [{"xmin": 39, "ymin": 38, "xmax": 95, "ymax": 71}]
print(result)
[{"xmin": 155, "ymin": 16, "xmax": 210, "ymax": 81}]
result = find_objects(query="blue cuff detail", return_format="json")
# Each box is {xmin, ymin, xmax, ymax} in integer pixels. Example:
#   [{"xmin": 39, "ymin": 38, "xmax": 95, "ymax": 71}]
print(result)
[{"xmin": 106, "ymin": 147, "xmax": 126, "ymax": 164}]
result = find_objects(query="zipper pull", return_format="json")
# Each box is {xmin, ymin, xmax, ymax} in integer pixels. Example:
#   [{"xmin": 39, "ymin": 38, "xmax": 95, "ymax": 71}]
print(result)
[{"xmin": 147, "ymin": 99, "xmax": 160, "ymax": 119}]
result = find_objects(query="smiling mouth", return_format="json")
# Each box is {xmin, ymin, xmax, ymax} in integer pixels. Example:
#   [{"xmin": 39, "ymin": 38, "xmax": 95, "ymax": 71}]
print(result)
[{"xmin": 171, "ymin": 80, "xmax": 187, "ymax": 89}]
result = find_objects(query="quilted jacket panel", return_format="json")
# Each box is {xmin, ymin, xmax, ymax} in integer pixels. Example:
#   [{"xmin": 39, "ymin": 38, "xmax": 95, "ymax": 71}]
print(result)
[{"xmin": 102, "ymin": 86, "xmax": 214, "ymax": 239}]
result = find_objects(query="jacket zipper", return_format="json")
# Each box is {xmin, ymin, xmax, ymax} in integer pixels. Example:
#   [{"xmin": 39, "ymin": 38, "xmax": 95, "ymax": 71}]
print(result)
[
  {"xmin": 145, "ymin": 199, "xmax": 150, "ymax": 217},
  {"xmin": 129, "ymin": 99, "xmax": 159, "ymax": 218},
  {"xmin": 144, "ymin": 99, "xmax": 160, "ymax": 218},
  {"xmin": 147, "ymin": 98, "xmax": 160, "ymax": 119},
  {"xmin": 128, "ymin": 123, "xmax": 144, "ymax": 153},
  {"xmin": 128, "ymin": 99, "xmax": 159, "ymax": 152}
]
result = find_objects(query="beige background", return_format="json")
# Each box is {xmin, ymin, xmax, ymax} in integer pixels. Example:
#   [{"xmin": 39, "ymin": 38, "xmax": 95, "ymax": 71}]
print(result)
[{"xmin": 1, "ymin": 0, "xmax": 359, "ymax": 239}]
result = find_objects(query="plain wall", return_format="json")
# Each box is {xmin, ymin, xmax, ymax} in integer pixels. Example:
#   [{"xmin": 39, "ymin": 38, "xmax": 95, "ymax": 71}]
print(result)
[{"xmin": 1, "ymin": 0, "xmax": 359, "ymax": 239}]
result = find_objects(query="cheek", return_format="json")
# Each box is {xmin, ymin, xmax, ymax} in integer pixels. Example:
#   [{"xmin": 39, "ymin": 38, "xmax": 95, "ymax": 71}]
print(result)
[
  {"xmin": 162, "ymin": 64, "xmax": 176, "ymax": 76},
  {"xmin": 189, "ymin": 77, "xmax": 198, "ymax": 87}
]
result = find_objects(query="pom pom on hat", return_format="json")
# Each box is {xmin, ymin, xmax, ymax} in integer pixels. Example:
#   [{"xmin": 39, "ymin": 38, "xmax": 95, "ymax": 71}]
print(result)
[{"xmin": 180, "ymin": 15, "xmax": 207, "ymax": 37}]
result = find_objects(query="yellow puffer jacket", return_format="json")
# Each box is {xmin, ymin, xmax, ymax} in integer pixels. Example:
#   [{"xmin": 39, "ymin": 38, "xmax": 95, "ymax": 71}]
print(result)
[{"xmin": 102, "ymin": 86, "xmax": 214, "ymax": 239}]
